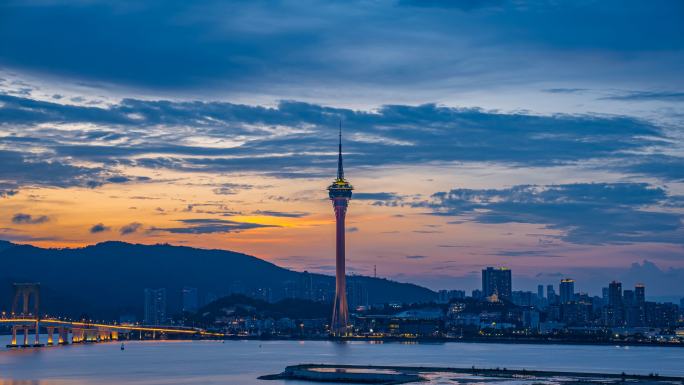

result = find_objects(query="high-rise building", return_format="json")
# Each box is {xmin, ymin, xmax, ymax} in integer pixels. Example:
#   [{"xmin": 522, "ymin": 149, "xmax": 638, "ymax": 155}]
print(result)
[
  {"xmin": 481, "ymin": 267, "xmax": 512, "ymax": 300},
  {"xmin": 635, "ymin": 284, "xmax": 645, "ymax": 305},
  {"xmin": 182, "ymin": 287, "xmax": 199, "ymax": 313},
  {"xmin": 623, "ymin": 289, "xmax": 635, "ymax": 307},
  {"xmin": 604, "ymin": 281, "xmax": 624, "ymax": 326},
  {"xmin": 547, "ymin": 284, "xmax": 556, "ymax": 304},
  {"xmin": 144, "ymin": 288, "xmax": 166, "ymax": 325},
  {"xmin": 537, "ymin": 284, "xmax": 544, "ymax": 299},
  {"xmin": 608, "ymin": 281, "xmax": 622, "ymax": 307},
  {"xmin": 633, "ymin": 284, "xmax": 646, "ymax": 326},
  {"xmin": 299, "ymin": 271, "xmax": 314, "ymax": 301},
  {"xmin": 327, "ymin": 123, "xmax": 353, "ymax": 336},
  {"xmin": 559, "ymin": 278, "xmax": 575, "ymax": 304}
]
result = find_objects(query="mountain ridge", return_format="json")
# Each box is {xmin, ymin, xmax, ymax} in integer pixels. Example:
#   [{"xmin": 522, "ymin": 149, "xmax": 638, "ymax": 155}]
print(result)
[{"xmin": 0, "ymin": 240, "xmax": 436, "ymax": 320}]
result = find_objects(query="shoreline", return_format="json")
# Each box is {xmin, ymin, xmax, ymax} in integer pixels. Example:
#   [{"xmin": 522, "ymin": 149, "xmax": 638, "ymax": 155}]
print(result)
[
  {"xmin": 2, "ymin": 333, "xmax": 682, "ymax": 350},
  {"xmin": 217, "ymin": 335, "xmax": 684, "ymax": 348}
]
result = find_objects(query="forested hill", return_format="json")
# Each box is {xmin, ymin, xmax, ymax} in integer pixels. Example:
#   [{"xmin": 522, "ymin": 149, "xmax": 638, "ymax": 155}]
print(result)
[{"xmin": 0, "ymin": 241, "xmax": 436, "ymax": 319}]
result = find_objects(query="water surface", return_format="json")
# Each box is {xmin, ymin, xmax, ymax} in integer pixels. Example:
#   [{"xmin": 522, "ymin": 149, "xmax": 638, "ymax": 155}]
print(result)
[{"xmin": 0, "ymin": 336, "xmax": 681, "ymax": 385}]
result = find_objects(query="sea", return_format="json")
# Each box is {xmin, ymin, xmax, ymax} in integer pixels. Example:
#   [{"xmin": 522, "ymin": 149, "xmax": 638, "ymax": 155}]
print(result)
[{"xmin": 0, "ymin": 336, "xmax": 681, "ymax": 385}]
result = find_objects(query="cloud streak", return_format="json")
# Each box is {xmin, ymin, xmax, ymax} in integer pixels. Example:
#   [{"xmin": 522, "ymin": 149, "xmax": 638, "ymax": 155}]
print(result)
[
  {"xmin": 151, "ymin": 218, "xmax": 276, "ymax": 234},
  {"xmin": 2, "ymin": 94, "xmax": 679, "ymax": 189}
]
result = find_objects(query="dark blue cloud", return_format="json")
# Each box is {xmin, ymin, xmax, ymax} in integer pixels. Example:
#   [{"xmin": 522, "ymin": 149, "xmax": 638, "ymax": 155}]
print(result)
[
  {"xmin": 613, "ymin": 155, "xmax": 684, "ymax": 182},
  {"xmin": 120, "ymin": 222, "xmax": 142, "ymax": 235},
  {"xmin": 252, "ymin": 210, "xmax": 309, "ymax": 218},
  {"xmin": 90, "ymin": 223, "xmax": 111, "ymax": 233},
  {"xmin": 406, "ymin": 255, "xmax": 428, "ymax": 259},
  {"xmin": 12, "ymin": 213, "xmax": 49, "ymax": 225},
  {"xmin": 0, "ymin": 189, "xmax": 18, "ymax": 198},
  {"xmin": 151, "ymin": 218, "xmax": 276, "ymax": 234},
  {"xmin": 0, "ymin": 0, "xmax": 681, "ymax": 93},
  {"xmin": 494, "ymin": 250, "xmax": 565, "ymax": 258},
  {"xmin": 420, "ymin": 183, "xmax": 684, "ymax": 245},
  {"xmin": 542, "ymin": 88, "xmax": 588, "ymax": 94},
  {"xmin": 0, "ymin": 149, "xmax": 104, "ymax": 191},
  {"xmin": 354, "ymin": 192, "xmax": 401, "ymax": 201},
  {"xmin": 106, "ymin": 176, "xmax": 131, "ymax": 184},
  {"xmin": 600, "ymin": 91, "xmax": 684, "ymax": 102},
  {"xmin": 398, "ymin": 0, "xmax": 505, "ymax": 11}
]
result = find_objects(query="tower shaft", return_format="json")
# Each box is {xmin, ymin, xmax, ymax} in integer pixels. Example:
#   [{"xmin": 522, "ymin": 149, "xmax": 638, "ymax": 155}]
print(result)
[{"xmin": 331, "ymin": 201, "xmax": 349, "ymax": 335}]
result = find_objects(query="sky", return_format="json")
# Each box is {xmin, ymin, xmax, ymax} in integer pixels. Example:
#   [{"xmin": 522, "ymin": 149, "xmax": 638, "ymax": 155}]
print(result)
[{"xmin": 1, "ymin": 0, "xmax": 683, "ymax": 298}]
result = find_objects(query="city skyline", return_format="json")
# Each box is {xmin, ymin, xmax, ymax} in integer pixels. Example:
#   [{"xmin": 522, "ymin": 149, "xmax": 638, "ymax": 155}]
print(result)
[{"xmin": 1, "ymin": 0, "xmax": 683, "ymax": 296}]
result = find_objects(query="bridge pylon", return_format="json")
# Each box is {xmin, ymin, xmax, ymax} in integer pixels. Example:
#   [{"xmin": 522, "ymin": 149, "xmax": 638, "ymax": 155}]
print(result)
[{"xmin": 7, "ymin": 283, "xmax": 44, "ymax": 347}]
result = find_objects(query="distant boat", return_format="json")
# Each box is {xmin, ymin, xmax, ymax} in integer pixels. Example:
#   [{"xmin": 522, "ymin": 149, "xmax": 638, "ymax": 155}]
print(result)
[{"xmin": 121, "ymin": 343, "xmax": 125, "ymax": 351}]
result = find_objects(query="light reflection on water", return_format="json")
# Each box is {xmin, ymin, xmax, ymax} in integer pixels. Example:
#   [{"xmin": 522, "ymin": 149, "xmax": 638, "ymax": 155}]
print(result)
[{"xmin": 0, "ymin": 335, "xmax": 681, "ymax": 385}]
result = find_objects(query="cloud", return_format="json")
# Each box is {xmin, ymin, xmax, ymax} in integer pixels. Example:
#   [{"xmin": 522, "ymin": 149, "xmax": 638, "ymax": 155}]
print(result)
[
  {"xmin": 120, "ymin": 222, "xmax": 142, "ymax": 235},
  {"xmin": 0, "ymin": 148, "xmax": 104, "ymax": 191},
  {"xmin": 2, "ymin": 94, "xmax": 681, "ymax": 185},
  {"xmin": 421, "ymin": 183, "xmax": 684, "ymax": 245},
  {"xmin": 212, "ymin": 183, "xmax": 253, "ymax": 195},
  {"xmin": 539, "ymin": 260, "xmax": 684, "ymax": 298},
  {"xmin": 151, "ymin": 218, "xmax": 276, "ymax": 234},
  {"xmin": 0, "ymin": 0, "xmax": 680, "ymax": 101},
  {"xmin": 353, "ymin": 192, "xmax": 401, "ymax": 201},
  {"xmin": 252, "ymin": 210, "xmax": 309, "ymax": 218},
  {"xmin": 601, "ymin": 91, "xmax": 684, "ymax": 102},
  {"xmin": 543, "ymin": 88, "xmax": 589, "ymax": 94},
  {"xmin": 612, "ymin": 155, "xmax": 684, "ymax": 182},
  {"xmin": 106, "ymin": 176, "xmax": 131, "ymax": 184},
  {"xmin": 105, "ymin": 175, "xmax": 150, "ymax": 184},
  {"xmin": 0, "ymin": 228, "xmax": 58, "ymax": 242},
  {"xmin": 406, "ymin": 255, "xmax": 428, "ymax": 260},
  {"xmin": 90, "ymin": 223, "xmax": 110, "ymax": 233},
  {"xmin": 398, "ymin": 0, "xmax": 505, "ymax": 11},
  {"xmin": 12, "ymin": 213, "xmax": 49, "ymax": 225},
  {"xmin": 494, "ymin": 250, "xmax": 565, "ymax": 258},
  {"xmin": 0, "ymin": 189, "xmax": 18, "ymax": 198}
]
